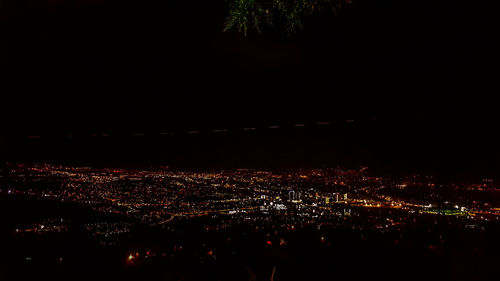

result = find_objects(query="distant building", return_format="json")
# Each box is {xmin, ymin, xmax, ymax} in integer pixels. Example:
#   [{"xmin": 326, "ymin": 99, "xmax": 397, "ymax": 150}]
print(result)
[{"xmin": 288, "ymin": 190, "xmax": 301, "ymax": 201}]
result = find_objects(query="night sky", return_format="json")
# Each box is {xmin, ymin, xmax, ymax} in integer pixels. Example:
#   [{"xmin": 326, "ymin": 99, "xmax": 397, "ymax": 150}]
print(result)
[{"xmin": 1, "ymin": 0, "xmax": 499, "ymax": 178}]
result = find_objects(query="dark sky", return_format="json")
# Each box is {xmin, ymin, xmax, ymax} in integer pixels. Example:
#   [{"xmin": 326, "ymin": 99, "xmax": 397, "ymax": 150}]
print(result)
[{"xmin": 1, "ymin": 0, "xmax": 499, "ymax": 178}]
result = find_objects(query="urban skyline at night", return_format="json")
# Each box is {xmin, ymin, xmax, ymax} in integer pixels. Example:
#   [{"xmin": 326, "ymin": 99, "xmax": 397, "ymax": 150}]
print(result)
[{"xmin": 1, "ymin": 0, "xmax": 499, "ymax": 280}]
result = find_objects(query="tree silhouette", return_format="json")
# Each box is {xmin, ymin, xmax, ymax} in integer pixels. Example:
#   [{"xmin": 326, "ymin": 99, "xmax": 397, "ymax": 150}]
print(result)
[{"xmin": 224, "ymin": 0, "xmax": 351, "ymax": 35}]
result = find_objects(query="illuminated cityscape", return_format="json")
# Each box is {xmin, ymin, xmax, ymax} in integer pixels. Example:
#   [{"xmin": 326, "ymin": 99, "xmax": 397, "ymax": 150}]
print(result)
[
  {"xmin": 1, "ymin": 0, "xmax": 498, "ymax": 280},
  {"xmin": 2, "ymin": 164, "xmax": 499, "ymax": 280}
]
